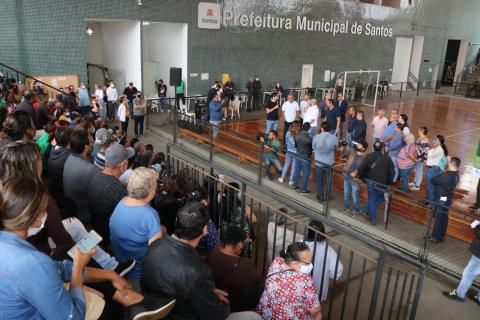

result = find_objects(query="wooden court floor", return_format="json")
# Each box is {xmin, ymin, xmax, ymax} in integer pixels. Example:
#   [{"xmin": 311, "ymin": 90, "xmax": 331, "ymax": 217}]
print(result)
[{"xmin": 216, "ymin": 96, "xmax": 480, "ymax": 239}]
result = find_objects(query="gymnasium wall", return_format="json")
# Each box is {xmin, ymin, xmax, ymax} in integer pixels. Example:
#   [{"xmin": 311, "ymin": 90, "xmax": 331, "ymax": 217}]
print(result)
[{"xmin": 1, "ymin": 0, "xmax": 480, "ymax": 94}]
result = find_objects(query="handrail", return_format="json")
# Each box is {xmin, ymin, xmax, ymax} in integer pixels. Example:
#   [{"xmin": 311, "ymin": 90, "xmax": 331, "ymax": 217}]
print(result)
[
  {"xmin": 0, "ymin": 62, "xmax": 67, "ymax": 95},
  {"xmin": 408, "ymin": 71, "xmax": 417, "ymax": 82}
]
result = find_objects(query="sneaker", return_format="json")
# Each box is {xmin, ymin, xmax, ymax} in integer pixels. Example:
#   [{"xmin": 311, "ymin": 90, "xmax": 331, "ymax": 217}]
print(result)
[
  {"xmin": 442, "ymin": 289, "xmax": 464, "ymax": 302},
  {"xmin": 469, "ymin": 204, "xmax": 480, "ymax": 211},
  {"xmin": 266, "ymin": 176, "xmax": 273, "ymax": 181},
  {"xmin": 300, "ymin": 190, "xmax": 310, "ymax": 195},
  {"xmin": 408, "ymin": 182, "xmax": 415, "ymax": 187},
  {"xmin": 352, "ymin": 210, "xmax": 361, "ymax": 216},
  {"xmin": 128, "ymin": 296, "xmax": 176, "ymax": 320},
  {"xmin": 338, "ymin": 208, "xmax": 350, "ymax": 214},
  {"xmin": 115, "ymin": 259, "xmax": 136, "ymax": 277},
  {"xmin": 293, "ymin": 187, "xmax": 300, "ymax": 192},
  {"xmin": 288, "ymin": 181, "xmax": 294, "ymax": 185},
  {"xmin": 278, "ymin": 177, "xmax": 284, "ymax": 183},
  {"xmin": 410, "ymin": 186, "xmax": 420, "ymax": 191}
]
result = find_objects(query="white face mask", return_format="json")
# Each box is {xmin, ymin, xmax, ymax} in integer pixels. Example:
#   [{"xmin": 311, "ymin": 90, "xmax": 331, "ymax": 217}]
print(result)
[
  {"xmin": 27, "ymin": 215, "xmax": 47, "ymax": 237},
  {"xmin": 299, "ymin": 263, "xmax": 313, "ymax": 274}
]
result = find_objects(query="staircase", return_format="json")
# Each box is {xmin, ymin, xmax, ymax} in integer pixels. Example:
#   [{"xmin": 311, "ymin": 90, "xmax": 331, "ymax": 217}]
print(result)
[
  {"xmin": 0, "ymin": 62, "xmax": 66, "ymax": 97},
  {"xmin": 456, "ymin": 64, "xmax": 480, "ymax": 95}
]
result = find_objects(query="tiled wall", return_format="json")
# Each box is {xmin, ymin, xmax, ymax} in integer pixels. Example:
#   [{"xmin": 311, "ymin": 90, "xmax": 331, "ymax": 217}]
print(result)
[{"xmin": 1, "ymin": 0, "xmax": 479, "ymax": 94}]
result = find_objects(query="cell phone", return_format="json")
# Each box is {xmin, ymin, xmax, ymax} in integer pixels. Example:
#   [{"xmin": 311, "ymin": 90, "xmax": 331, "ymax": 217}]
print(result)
[{"xmin": 67, "ymin": 230, "xmax": 103, "ymax": 259}]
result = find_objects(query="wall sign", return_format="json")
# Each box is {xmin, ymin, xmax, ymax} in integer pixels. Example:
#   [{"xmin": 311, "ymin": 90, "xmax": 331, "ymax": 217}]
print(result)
[
  {"xmin": 198, "ymin": 3, "xmax": 393, "ymax": 38},
  {"xmin": 198, "ymin": 2, "xmax": 221, "ymax": 30}
]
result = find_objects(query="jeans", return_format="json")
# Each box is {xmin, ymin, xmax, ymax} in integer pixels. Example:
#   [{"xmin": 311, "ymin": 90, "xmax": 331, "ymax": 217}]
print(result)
[
  {"xmin": 107, "ymin": 101, "xmax": 116, "ymax": 120},
  {"xmin": 399, "ymin": 166, "xmax": 415, "ymax": 192},
  {"xmin": 456, "ymin": 254, "xmax": 480, "ymax": 300},
  {"xmin": 120, "ymin": 118, "xmax": 129, "ymax": 135},
  {"xmin": 339, "ymin": 121, "xmax": 345, "ymax": 141},
  {"xmin": 292, "ymin": 157, "xmax": 311, "ymax": 192},
  {"xmin": 308, "ymin": 126, "xmax": 318, "ymax": 138},
  {"xmin": 281, "ymin": 152, "xmax": 296, "ymax": 181},
  {"xmin": 283, "ymin": 121, "xmax": 292, "ymax": 143},
  {"xmin": 265, "ymin": 120, "xmax": 279, "ymax": 134},
  {"xmin": 389, "ymin": 151, "xmax": 400, "ymax": 182},
  {"xmin": 344, "ymin": 176, "xmax": 361, "ymax": 210},
  {"xmin": 426, "ymin": 166, "xmax": 441, "ymax": 201},
  {"xmin": 413, "ymin": 161, "xmax": 424, "ymax": 187},
  {"xmin": 247, "ymin": 94, "xmax": 253, "ymax": 111},
  {"xmin": 98, "ymin": 100, "xmax": 106, "ymax": 121},
  {"xmin": 210, "ymin": 120, "xmax": 221, "ymax": 139},
  {"xmin": 175, "ymin": 93, "xmax": 185, "ymax": 110},
  {"xmin": 61, "ymin": 218, "xmax": 118, "ymax": 270},
  {"xmin": 133, "ymin": 115, "xmax": 144, "ymax": 136},
  {"xmin": 365, "ymin": 182, "xmax": 386, "ymax": 224},
  {"xmin": 315, "ymin": 165, "xmax": 327, "ymax": 200},
  {"xmin": 432, "ymin": 198, "xmax": 451, "ymax": 241},
  {"xmin": 128, "ymin": 101, "xmax": 134, "ymax": 117},
  {"xmin": 264, "ymin": 157, "xmax": 282, "ymax": 178}
]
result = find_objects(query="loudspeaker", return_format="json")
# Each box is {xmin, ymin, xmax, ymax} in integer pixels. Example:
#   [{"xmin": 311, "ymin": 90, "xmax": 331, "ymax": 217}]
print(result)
[{"xmin": 170, "ymin": 68, "xmax": 182, "ymax": 87}]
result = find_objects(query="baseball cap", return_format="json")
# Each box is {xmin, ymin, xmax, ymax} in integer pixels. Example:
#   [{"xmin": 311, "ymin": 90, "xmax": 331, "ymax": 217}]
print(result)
[
  {"xmin": 105, "ymin": 144, "xmax": 135, "ymax": 166},
  {"xmin": 95, "ymin": 128, "xmax": 113, "ymax": 146}
]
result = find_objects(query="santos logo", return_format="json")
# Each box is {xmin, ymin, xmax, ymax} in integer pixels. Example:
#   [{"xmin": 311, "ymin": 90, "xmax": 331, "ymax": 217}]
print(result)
[{"xmin": 198, "ymin": 2, "xmax": 221, "ymax": 29}]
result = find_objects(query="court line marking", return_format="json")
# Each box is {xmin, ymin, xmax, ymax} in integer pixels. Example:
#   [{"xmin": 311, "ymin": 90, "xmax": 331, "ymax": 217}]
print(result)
[{"xmin": 444, "ymin": 128, "xmax": 480, "ymax": 139}]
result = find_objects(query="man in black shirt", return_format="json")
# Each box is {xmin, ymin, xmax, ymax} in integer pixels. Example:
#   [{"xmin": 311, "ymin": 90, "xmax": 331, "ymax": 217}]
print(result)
[
  {"xmin": 357, "ymin": 141, "xmax": 395, "ymax": 225},
  {"xmin": 324, "ymin": 99, "xmax": 340, "ymax": 136},
  {"xmin": 88, "ymin": 143, "xmax": 132, "ymax": 244},
  {"xmin": 252, "ymin": 76, "xmax": 262, "ymax": 111},
  {"xmin": 292, "ymin": 122, "xmax": 313, "ymax": 194},
  {"xmin": 428, "ymin": 157, "xmax": 460, "ymax": 243},
  {"xmin": 157, "ymin": 79, "xmax": 168, "ymax": 111},
  {"xmin": 36, "ymin": 94, "xmax": 52, "ymax": 130},
  {"xmin": 141, "ymin": 202, "xmax": 261, "ymax": 320},
  {"xmin": 16, "ymin": 91, "xmax": 38, "ymax": 129},
  {"xmin": 265, "ymin": 92, "xmax": 279, "ymax": 135},
  {"xmin": 123, "ymin": 82, "xmax": 138, "ymax": 116}
]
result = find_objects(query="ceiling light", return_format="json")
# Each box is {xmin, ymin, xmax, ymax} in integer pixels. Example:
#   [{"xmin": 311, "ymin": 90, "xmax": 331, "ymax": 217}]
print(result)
[
  {"xmin": 142, "ymin": 21, "xmax": 150, "ymax": 26},
  {"xmin": 85, "ymin": 27, "xmax": 94, "ymax": 36}
]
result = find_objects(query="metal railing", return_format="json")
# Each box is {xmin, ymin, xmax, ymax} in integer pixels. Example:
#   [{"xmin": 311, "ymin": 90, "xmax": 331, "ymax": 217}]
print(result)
[
  {"xmin": 0, "ymin": 62, "xmax": 67, "ymax": 97},
  {"xmin": 145, "ymin": 103, "xmax": 478, "ymax": 283},
  {"xmin": 165, "ymin": 150, "xmax": 425, "ymax": 319}
]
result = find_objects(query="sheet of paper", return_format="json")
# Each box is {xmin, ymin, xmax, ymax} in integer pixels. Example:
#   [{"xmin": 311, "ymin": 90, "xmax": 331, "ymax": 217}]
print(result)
[{"xmin": 201, "ymin": 73, "xmax": 209, "ymax": 80}]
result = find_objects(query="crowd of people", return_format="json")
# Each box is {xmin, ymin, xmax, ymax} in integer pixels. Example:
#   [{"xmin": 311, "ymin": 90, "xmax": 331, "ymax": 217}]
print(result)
[
  {"xmin": 0, "ymin": 74, "xmax": 479, "ymax": 318},
  {"xmin": 0, "ymin": 78, "xmax": 352, "ymax": 319}
]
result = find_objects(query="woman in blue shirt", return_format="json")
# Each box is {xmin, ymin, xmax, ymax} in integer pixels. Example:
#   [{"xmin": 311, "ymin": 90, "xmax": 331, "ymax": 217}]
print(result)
[{"xmin": 0, "ymin": 176, "xmax": 145, "ymax": 319}]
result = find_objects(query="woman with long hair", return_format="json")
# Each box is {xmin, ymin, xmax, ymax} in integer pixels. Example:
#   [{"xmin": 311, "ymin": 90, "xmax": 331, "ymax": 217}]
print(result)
[
  {"xmin": 0, "ymin": 176, "xmax": 146, "ymax": 319},
  {"xmin": 279, "ymin": 120, "xmax": 300, "ymax": 185}
]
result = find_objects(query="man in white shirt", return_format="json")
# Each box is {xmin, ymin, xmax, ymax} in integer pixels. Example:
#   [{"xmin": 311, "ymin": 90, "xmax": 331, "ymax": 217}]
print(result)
[
  {"xmin": 106, "ymin": 82, "xmax": 118, "ymax": 121},
  {"xmin": 266, "ymin": 210, "xmax": 304, "ymax": 262},
  {"xmin": 94, "ymin": 84, "xmax": 106, "ymax": 121},
  {"xmin": 299, "ymin": 94, "xmax": 310, "ymax": 125},
  {"xmin": 304, "ymin": 99, "xmax": 320, "ymax": 137},
  {"xmin": 371, "ymin": 107, "xmax": 389, "ymax": 147},
  {"xmin": 281, "ymin": 94, "xmax": 300, "ymax": 144}
]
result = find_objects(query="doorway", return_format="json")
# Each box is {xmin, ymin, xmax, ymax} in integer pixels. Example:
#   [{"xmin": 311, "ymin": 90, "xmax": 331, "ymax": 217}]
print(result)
[
  {"xmin": 441, "ymin": 39, "xmax": 461, "ymax": 85},
  {"xmin": 391, "ymin": 37, "xmax": 413, "ymax": 90},
  {"xmin": 85, "ymin": 20, "xmax": 142, "ymax": 91},
  {"xmin": 142, "ymin": 22, "xmax": 188, "ymax": 98},
  {"xmin": 301, "ymin": 64, "xmax": 313, "ymax": 88}
]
